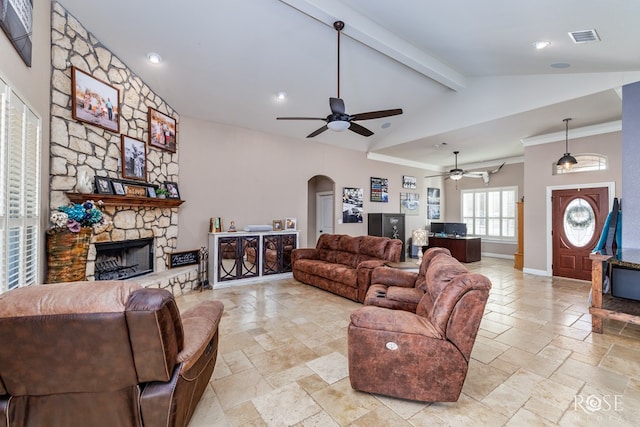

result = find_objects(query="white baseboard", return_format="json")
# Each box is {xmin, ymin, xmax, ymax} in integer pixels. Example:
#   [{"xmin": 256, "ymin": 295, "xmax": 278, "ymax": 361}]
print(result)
[
  {"xmin": 523, "ymin": 267, "xmax": 550, "ymax": 276},
  {"xmin": 482, "ymin": 252, "xmax": 514, "ymax": 260}
]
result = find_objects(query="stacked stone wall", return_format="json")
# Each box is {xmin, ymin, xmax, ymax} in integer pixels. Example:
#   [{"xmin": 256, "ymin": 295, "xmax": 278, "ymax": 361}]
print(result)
[{"xmin": 50, "ymin": 2, "xmax": 180, "ymax": 278}]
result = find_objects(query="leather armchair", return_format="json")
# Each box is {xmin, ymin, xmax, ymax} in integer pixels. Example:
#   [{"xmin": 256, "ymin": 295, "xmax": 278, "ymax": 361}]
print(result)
[
  {"xmin": 348, "ymin": 254, "xmax": 491, "ymax": 402},
  {"xmin": 0, "ymin": 280, "xmax": 224, "ymax": 427}
]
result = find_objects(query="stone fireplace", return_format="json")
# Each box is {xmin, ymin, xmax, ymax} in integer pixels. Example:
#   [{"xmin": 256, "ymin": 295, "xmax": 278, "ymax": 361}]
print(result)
[
  {"xmin": 94, "ymin": 238, "xmax": 154, "ymax": 280},
  {"xmin": 49, "ymin": 4, "xmax": 182, "ymax": 283}
]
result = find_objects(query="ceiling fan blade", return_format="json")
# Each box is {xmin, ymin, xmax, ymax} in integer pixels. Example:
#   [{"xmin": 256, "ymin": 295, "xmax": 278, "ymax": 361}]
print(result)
[
  {"xmin": 348, "ymin": 122, "xmax": 374, "ymax": 137},
  {"xmin": 277, "ymin": 117, "xmax": 326, "ymax": 121},
  {"xmin": 330, "ymin": 97, "xmax": 345, "ymax": 114},
  {"xmin": 307, "ymin": 125, "xmax": 329, "ymax": 138},
  {"xmin": 351, "ymin": 108, "xmax": 403, "ymax": 121},
  {"xmin": 424, "ymin": 173, "xmax": 448, "ymax": 178}
]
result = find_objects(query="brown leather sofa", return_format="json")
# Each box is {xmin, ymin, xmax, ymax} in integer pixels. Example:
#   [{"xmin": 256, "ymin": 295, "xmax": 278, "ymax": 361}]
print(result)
[
  {"xmin": 0, "ymin": 280, "xmax": 224, "ymax": 427},
  {"xmin": 348, "ymin": 251, "xmax": 491, "ymax": 402},
  {"xmin": 364, "ymin": 247, "xmax": 453, "ymax": 312},
  {"xmin": 291, "ymin": 234, "xmax": 403, "ymax": 302}
]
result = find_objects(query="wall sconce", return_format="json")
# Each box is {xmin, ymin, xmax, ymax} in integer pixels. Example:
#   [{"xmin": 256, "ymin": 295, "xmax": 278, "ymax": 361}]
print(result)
[
  {"xmin": 557, "ymin": 118, "xmax": 577, "ymax": 169},
  {"xmin": 412, "ymin": 229, "xmax": 428, "ymax": 265}
]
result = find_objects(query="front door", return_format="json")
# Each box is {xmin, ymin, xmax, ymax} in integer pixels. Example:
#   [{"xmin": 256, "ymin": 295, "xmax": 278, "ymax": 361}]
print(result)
[{"xmin": 552, "ymin": 187, "xmax": 608, "ymax": 280}]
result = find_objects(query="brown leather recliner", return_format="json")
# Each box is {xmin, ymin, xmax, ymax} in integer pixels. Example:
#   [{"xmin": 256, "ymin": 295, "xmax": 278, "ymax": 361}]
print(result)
[
  {"xmin": 348, "ymin": 252, "xmax": 491, "ymax": 402},
  {"xmin": 0, "ymin": 280, "xmax": 224, "ymax": 427}
]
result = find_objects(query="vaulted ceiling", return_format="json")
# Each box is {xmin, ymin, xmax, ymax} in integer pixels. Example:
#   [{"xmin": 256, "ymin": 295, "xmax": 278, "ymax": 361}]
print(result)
[{"xmin": 57, "ymin": 0, "xmax": 640, "ymax": 171}]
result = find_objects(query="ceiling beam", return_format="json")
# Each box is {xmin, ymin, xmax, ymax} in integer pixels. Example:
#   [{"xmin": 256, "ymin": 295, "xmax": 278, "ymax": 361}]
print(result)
[
  {"xmin": 278, "ymin": 0, "xmax": 466, "ymax": 91},
  {"xmin": 521, "ymin": 121, "xmax": 621, "ymax": 146}
]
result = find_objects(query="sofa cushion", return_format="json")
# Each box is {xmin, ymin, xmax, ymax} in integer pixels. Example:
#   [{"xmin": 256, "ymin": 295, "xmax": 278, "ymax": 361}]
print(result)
[
  {"xmin": 359, "ymin": 236, "xmax": 389, "ymax": 259},
  {"xmin": 415, "ymin": 247, "xmax": 452, "ymax": 291},
  {"xmin": 293, "ymin": 259, "xmax": 358, "ymax": 287}
]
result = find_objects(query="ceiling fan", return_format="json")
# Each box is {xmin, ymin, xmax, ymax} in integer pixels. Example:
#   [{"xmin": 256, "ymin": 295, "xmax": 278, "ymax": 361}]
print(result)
[
  {"xmin": 425, "ymin": 151, "xmax": 505, "ymax": 184},
  {"xmin": 277, "ymin": 21, "xmax": 403, "ymax": 138}
]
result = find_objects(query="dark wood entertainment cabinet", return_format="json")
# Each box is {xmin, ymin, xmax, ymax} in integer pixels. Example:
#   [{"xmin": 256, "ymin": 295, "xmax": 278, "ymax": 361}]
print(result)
[{"xmin": 426, "ymin": 236, "xmax": 481, "ymax": 263}]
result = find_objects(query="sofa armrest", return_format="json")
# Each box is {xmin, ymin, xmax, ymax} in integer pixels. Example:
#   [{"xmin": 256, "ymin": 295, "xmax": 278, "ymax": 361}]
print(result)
[
  {"xmin": 291, "ymin": 248, "xmax": 318, "ymax": 264},
  {"xmin": 178, "ymin": 300, "xmax": 224, "ymax": 373},
  {"xmin": 356, "ymin": 260, "xmax": 387, "ymax": 303},
  {"xmin": 350, "ymin": 306, "xmax": 442, "ymax": 339},
  {"xmin": 371, "ymin": 266, "xmax": 418, "ymax": 288}
]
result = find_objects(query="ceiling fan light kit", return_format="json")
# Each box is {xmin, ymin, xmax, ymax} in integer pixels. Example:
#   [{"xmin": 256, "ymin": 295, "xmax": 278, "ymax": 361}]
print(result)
[
  {"xmin": 557, "ymin": 118, "xmax": 578, "ymax": 169},
  {"xmin": 327, "ymin": 120, "xmax": 350, "ymax": 131},
  {"xmin": 276, "ymin": 20, "xmax": 403, "ymax": 138}
]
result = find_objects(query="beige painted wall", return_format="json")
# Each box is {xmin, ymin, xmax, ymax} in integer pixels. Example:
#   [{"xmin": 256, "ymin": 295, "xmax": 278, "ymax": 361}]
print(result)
[
  {"xmin": 523, "ymin": 132, "xmax": 622, "ymax": 274},
  {"xmin": 178, "ymin": 116, "xmax": 434, "ymax": 252},
  {"xmin": 0, "ymin": 1, "xmax": 52, "ymax": 282}
]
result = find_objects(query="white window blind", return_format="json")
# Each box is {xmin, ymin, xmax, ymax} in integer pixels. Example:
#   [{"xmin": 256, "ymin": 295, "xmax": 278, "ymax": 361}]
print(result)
[
  {"xmin": 0, "ymin": 76, "xmax": 41, "ymax": 293},
  {"xmin": 462, "ymin": 186, "xmax": 517, "ymax": 242}
]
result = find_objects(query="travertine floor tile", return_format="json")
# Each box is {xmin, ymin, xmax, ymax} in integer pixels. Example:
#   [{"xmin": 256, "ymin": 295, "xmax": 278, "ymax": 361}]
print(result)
[
  {"xmin": 252, "ymin": 382, "xmax": 321, "ymax": 427},
  {"xmin": 176, "ymin": 257, "xmax": 638, "ymax": 426}
]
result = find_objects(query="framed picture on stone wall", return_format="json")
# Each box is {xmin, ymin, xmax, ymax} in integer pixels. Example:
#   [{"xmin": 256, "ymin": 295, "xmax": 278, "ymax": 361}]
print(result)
[
  {"xmin": 121, "ymin": 135, "xmax": 147, "ymax": 181},
  {"xmin": 148, "ymin": 108, "xmax": 177, "ymax": 153},
  {"xmin": 71, "ymin": 66, "xmax": 120, "ymax": 133}
]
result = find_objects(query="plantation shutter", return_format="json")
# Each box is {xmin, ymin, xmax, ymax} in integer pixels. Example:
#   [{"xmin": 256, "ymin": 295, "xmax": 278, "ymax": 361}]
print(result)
[{"xmin": 0, "ymin": 76, "xmax": 41, "ymax": 292}]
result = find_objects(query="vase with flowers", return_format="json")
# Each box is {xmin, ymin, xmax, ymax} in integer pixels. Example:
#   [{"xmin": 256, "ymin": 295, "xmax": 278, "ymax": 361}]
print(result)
[{"xmin": 46, "ymin": 200, "xmax": 106, "ymax": 283}]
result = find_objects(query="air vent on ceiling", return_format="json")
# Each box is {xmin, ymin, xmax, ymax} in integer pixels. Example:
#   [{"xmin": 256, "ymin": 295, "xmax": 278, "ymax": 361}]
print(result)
[{"xmin": 569, "ymin": 29, "xmax": 600, "ymax": 44}]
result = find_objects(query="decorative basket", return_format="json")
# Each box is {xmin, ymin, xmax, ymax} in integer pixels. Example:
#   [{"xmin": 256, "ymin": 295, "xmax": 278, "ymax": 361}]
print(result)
[{"xmin": 46, "ymin": 227, "xmax": 92, "ymax": 283}]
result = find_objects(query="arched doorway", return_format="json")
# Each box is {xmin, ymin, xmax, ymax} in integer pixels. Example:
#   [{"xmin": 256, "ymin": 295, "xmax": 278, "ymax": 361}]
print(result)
[{"xmin": 307, "ymin": 175, "xmax": 335, "ymax": 245}]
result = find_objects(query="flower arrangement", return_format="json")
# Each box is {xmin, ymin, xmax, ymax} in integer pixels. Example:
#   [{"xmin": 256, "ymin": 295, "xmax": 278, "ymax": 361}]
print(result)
[{"xmin": 50, "ymin": 200, "xmax": 105, "ymax": 233}]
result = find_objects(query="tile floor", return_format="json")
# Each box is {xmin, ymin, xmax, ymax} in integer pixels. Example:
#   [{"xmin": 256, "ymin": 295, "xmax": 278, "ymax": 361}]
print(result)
[{"xmin": 176, "ymin": 257, "xmax": 640, "ymax": 426}]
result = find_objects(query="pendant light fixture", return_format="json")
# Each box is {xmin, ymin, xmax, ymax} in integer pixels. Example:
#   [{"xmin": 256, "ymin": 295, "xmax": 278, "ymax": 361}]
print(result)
[{"xmin": 557, "ymin": 118, "xmax": 577, "ymax": 169}]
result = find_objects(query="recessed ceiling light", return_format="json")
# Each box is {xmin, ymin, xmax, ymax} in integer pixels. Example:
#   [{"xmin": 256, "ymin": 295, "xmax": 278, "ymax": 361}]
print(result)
[
  {"xmin": 533, "ymin": 40, "xmax": 551, "ymax": 50},
  {"xmin": 276, "ymin": 91, "xmax": 287, "ymax": 101},
  {"xmin": 147, "ymin": 52, "xmax": 162, "ymax": 64},
  {"xmin": 381, "ymin": 122, "xmax": 391, "ymax": 129},
  {"xmin": 550, "ymin": 62, "xmax": 571, "ymax": 69}
]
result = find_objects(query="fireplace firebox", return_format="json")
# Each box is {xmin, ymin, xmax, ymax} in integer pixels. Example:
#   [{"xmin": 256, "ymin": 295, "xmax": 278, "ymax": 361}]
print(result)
[{"xmin": 94, "ymin": 238, "xmax": 154, "ymax": 280}]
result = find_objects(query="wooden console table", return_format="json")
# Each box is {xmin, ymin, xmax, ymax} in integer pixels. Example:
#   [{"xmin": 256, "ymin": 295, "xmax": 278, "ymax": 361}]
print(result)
[
  {"xmin": 589, "ymin": 249, "xmax": 640, "ymax": 333},
  {"xmin": 426, "ymin": 236, "xmax": 481, "ymax": 263}
]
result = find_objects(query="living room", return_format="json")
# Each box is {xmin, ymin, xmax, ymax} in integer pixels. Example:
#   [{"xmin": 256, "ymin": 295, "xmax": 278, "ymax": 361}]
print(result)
[{"xmin": 1, "ymin": 1, "xmax": 640, "ymax": 426}]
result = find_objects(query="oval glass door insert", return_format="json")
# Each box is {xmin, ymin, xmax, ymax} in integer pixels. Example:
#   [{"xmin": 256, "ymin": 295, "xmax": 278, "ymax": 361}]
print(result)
[{"xmin": 563, "ymin": 198, "xmax": 596, "ymax": 247}]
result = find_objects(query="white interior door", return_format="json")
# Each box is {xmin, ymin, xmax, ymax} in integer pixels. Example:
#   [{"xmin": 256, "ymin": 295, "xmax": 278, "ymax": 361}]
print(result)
[{"xmin": 316, "ymin": 191, "xmax": 334, "ymax": 243}]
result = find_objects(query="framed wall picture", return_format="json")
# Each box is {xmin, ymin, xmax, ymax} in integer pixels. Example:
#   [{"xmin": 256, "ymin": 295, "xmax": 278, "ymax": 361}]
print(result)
[
  {"xmin": 427, "ymin": 187, "xmax": 441, "ymax": 220},
  {"xmin": 147, "ymin": 187, "xmax": 157, "ymax": 198},
  {"xmin": 121, "ymin": 135, "xmax": 147, "ymax": 181},
  {"xmin": 0, "ymin": 0, "xmax": 33, "ymax": 66},
  {"xmin": 370, "ymin": 177, "xmax": 389, "ymax": 202},
  {"xmin": 342, "ymin": 187, "xmax": 364, "ymax": 223},
  {"xmin": 71, "ymin": 67, "xmax": 120, "ymax": 133},
  {"xmin": 285, "ymin": 218, "xmax": 297, "ymax": 230},
  {"xmin": 148, "ymin": 108, "xmax": 177, "ymax": 152},
  {"xmin": 95, "ymin": 176, "xmax": 112, "ymax": 194},
  {"xmin": 273, "ymin": 220, "xmax": 283, "ymax": 231},
  {"xmin": 164, "ymin": 181, "xmax": 180, "ymax": 199},
  {"xmin": 402, "ymin": 175, "xmax": 417, "ymax": 189},
  {"xmin": 400, "ymin": 192, "xmax": 420, "ymax": 216}
]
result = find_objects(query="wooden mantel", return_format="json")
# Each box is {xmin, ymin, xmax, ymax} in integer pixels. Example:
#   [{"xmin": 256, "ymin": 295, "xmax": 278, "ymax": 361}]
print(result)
[{"xmin": 66, "ymin": 192, "xmax": 184, "ymax": 208}]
